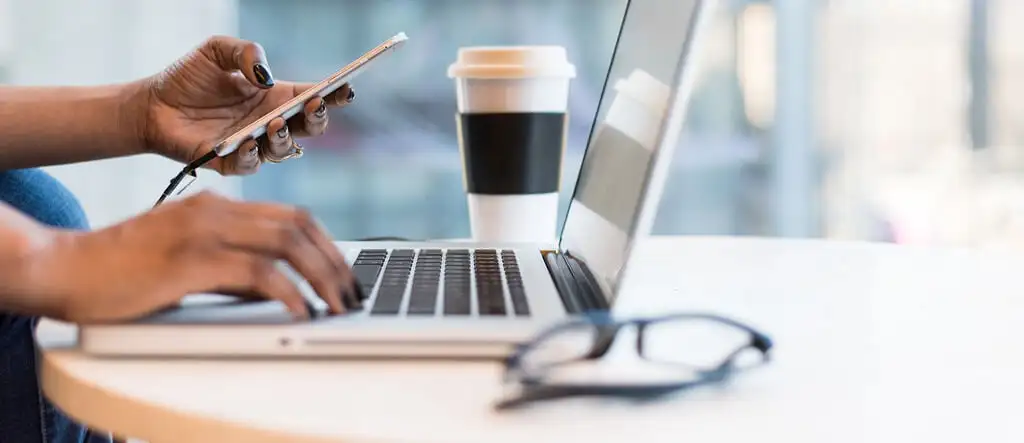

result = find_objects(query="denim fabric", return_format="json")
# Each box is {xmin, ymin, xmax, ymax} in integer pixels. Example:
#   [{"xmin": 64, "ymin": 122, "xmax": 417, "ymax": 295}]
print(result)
[{"xmin": 0, "ymin": 169, "xmax": 110, "ymax": 443}]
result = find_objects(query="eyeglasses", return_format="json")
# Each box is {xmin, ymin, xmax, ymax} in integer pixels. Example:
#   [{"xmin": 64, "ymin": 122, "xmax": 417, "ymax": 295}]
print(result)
[{"xmin": 495, "ymin": 311, "xmax": 773, "ymax": 410}]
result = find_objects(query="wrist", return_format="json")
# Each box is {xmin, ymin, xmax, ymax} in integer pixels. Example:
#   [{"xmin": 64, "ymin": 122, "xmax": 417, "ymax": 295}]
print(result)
[
  {"xmin": 118, "ymin": 79, "xmax": 154, "ymax": 156},
  {"xmin": 33, "ymin": 231, "xmax": 96, "ymax": 322},
  {"xmin": 0, "ymin": 224, "xmax": 76, "ymax": 320},
  {"xmin": 22, "ymin": 231, "xmax": 78, "ymax": 321}
]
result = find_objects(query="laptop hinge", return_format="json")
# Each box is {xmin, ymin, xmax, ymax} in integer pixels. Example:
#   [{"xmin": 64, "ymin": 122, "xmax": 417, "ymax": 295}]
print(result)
[{"xmin": 542, "ymin": 250, "xmax": 610, "ymax": 315}]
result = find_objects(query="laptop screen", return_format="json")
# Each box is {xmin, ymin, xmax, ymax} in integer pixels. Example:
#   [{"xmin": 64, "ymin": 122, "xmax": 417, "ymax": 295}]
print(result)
[{"xmin": 559, "ymin": 0, "xmax": 707, "ymax": 302}]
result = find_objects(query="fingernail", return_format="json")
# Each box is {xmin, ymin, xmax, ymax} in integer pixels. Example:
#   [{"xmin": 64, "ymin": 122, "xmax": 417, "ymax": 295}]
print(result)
[
  {"xmin": 304, "ymin": 300, "xmax": 318, "ymax": 319},
  {"xmin": 247, "ymin": 144, "xmax": 259, "ymax": 157},
  {"xmin": 314, "ymin": 101, "xmax": 327, "ymax": 118},
  {"xmin": 349, "ymin": 278, "xmax": 364, "ymax": 308},
  {"xmin": 346, "ymin": 88, "xmax": 356, "ymax": 103},
  {"xmin": 344, "ymin": 289, "xmax": 362, "ymax": 312},
  {"xmin": 276, "ymin": 126, "xmax": 288, "ymax": 139},
  {"xmin": 353, "ymin": 287, "xmax": 365, "ymax": 309},
  {"xmin": 354, "ymin": 282, "xmax": 368, "ymax": 301},
  {"xmin": 253, "ymin": 63, "xmax": 275, "ymax": 87}
]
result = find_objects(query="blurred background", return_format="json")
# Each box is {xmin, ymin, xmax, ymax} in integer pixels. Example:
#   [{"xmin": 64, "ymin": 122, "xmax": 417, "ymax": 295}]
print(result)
[{"xmin": 1, "ymin": 0, "xmax": 1023, "ymax": 250}]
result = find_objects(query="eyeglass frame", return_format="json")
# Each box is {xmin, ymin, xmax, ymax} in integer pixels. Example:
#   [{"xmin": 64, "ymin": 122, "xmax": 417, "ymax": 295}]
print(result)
[{"xmin": 496, "ymin": 310, "xmax": 773, "ymax": 410}]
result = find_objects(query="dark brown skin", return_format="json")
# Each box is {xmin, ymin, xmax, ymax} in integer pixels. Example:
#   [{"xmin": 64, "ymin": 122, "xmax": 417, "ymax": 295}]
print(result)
[
  {"xmin": 6, "ymin": 191, "xmax": 354, "ymax": 323},
  {"xmin": 143, "ymin": 35, "xmax": 354, "ymax": 175},
  {"xmin": 0, "ymin": 36, "xmax": 357, "ymax": 322}
]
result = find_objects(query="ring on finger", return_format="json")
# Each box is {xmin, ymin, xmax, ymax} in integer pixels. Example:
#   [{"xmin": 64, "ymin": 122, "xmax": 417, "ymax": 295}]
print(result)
[
  {"xmin": 249, "ymin": 140, "xmax": 264, "ymax": 163},
  {"xmin": 262, "ymin": 139, "xmax": 304, "ymax": 163}
]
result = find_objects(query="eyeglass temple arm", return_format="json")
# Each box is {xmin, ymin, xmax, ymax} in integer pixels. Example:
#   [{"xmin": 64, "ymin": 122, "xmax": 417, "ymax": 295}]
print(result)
[{"xmin": 153, "ymin": 150, "xmax": 219, "ymax": 207}]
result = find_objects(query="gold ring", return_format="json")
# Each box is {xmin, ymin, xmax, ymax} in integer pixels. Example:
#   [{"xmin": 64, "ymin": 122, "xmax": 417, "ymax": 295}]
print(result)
[{"xmin": 263, "ymin": 140, "xmax": 304, "ymax": 163}]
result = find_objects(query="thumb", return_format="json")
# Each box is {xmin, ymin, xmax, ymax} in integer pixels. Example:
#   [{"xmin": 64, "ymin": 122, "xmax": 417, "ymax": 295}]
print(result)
[{"xmin": 200, "ymin": 35, "xmax": 275, "ymax": 89}]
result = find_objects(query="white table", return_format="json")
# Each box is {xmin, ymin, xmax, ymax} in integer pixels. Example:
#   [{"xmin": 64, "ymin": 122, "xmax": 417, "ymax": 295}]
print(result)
[{"xmin": 35, "ymin": 236, "xmax": 1024, "ymax": 442}]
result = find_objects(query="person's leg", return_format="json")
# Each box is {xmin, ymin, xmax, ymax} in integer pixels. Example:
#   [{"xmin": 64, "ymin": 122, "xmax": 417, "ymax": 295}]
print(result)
[{"xmin": 0, "ymin": 169, "xmax": 109, "ymax": 443}]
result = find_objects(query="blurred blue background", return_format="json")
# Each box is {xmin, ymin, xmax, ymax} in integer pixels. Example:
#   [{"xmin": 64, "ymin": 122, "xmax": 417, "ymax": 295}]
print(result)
[
  {"xmin": 236, "ymin": 0, "xmax": 761, "ymax": 240},
  {"xmin": 5, "ymin": 0, "xmax": 1024, "ymax": 250}
]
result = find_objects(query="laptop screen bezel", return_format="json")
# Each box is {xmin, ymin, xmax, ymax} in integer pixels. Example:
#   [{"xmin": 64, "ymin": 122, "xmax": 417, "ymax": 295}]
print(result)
[{"xmin": 556, "ymin": 0, "xmax": 712, "ymax": 302}]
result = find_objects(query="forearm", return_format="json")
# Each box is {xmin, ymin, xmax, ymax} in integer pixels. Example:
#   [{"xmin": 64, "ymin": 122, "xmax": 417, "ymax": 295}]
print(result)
[
  {"xmin": 0, "ymin": 203, "xmax": 65, "ymax": 318},
  {"xmin": 0, "ymin": 81, "xmax": 148, "ymax": 169}
]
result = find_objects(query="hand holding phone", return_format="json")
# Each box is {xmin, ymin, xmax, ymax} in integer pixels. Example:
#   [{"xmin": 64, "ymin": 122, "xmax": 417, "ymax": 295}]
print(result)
[
  {"xmin": 214, "ymin": 31, "xmax": 409, "ymax": 158},
  {"xmin": 154, "ymin": 32, "xmax": 409, "ymax": 206}
]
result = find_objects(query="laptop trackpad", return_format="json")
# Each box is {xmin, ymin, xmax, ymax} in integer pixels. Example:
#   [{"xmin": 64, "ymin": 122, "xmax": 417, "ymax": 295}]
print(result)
[{"xmin": 136, "ymin": 294, "xmax": 304, "ymax": 325}]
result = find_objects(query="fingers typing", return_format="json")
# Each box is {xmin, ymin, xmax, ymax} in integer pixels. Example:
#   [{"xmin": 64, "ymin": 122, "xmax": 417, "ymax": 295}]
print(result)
[
  {"xmin": 301, "ymin": 214, "xmax": 361, "ymax": 307},
  {"xmin": 214, "ymin": 200, "xmax": 349, "ymax": 314},
  {"xmin": 209, "ymin": 250, "xmax": 309, "ymax": 319}
]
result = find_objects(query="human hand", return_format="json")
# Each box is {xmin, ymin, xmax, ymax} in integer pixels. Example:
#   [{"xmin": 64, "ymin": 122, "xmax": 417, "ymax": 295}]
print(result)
[
  {"xmin": 137, "ymin": 36, "xmax": 355, "ymax": 175},
  {"xmin": 30, "ymin": 192, "xmax": 358, "ymax": 324}
]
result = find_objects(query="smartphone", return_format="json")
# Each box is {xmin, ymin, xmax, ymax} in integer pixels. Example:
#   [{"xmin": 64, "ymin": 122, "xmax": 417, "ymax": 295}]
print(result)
[{"xmin": 212, "ymin": 32, "xmax": 409, "ymax": 157}]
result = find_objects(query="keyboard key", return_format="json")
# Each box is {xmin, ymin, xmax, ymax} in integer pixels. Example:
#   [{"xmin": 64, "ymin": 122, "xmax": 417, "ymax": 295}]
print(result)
[
  {"xmin": 351, "ymin": 264, "xmax": 382, "ymax": 299},
  {"xmin": 371, "ymin": 253, "xmax": 413, "ymax": 316},
  {"xmin": 501, "ymin": 251, "xmax": 529, "ymax": 316},
  {"xmin": 443, "ymin": 289, "xmax": 471, "ymax": 315},
  {"xmin": 470, "ymin": 249, "xmax": 505, "ymax": 316},
  {"xmin": 371, "ymin": 289, "xmax": 404, "ymax": 315},
  {"xmin": 351, "ymin": 250, "xmax": 390, "ymax": 299},
  {"xmin": 509, "ymin": 287, "xmax": 530, "ymax": 316},
  {"xmin": 477, "ymin": 285, "xmax": 506, "ymax": 315},
  {"xmin": 407, "ymin": 288, "xmax": 437, "ymax": 315},
  {"xmin": 441, "ymin": 249, "xmax": 473, "ymax": 316},
  {"xmin": 408, "ymin": 253, "xmax": 442, "ymax": 316},
  {"xmin": 354, "ymin": 250, "xmax": 387, "ymax": 266}
]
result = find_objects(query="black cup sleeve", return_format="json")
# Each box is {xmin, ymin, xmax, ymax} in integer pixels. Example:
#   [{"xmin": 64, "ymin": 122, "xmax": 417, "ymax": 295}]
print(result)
[{"xmin": 457, "ymin": 112, "xmax": 566, "ymax": 195}]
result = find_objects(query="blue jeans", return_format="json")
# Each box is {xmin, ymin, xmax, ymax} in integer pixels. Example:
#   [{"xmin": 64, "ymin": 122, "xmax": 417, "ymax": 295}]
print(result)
[{"xmin": 0, "ymin": 169, "xmax": 110, "ymax": 443}]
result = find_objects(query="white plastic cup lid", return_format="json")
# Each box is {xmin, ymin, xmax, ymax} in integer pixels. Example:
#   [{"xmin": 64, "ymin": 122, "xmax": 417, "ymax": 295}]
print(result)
[
  {"xmin": 448, "ymin": 46, "xmax": 577, "ymax": 79},
  {"xmin": 613, "ymin": 69, "xmax": 671, "ymax": 116}
]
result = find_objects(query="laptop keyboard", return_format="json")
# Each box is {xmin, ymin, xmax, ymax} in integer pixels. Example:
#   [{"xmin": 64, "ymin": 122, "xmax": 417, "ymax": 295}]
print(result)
[{"xmin": 350, "ymin": 248, "xmax": 530, "ymax": 317}]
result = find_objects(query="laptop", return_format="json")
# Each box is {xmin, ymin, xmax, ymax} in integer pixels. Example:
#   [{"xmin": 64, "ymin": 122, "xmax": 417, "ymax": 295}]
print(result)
[{"xmin": 79, "ymin": 0, "xmax": 716, "ymax": 359}]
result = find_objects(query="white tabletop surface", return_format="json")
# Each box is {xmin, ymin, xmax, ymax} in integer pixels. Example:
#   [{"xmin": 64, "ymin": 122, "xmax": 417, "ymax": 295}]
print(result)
[{"xmin": 35, "ymin": 236, "xmax": 1024, "ymax": 443}]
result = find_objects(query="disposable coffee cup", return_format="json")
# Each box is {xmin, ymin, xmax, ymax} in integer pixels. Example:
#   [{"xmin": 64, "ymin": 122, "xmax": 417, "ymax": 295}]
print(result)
[{"xmin": 448, "ymin": 46, "xmax": 576, "ymax": 244}]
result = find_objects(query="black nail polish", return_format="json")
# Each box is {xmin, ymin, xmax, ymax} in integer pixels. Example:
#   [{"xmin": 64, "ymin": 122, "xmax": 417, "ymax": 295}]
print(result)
[
  {"xmin": 304, "ymin": 300, "xmax": 318, "ymax": 319},
  {"xmin": 253, "ymin": 63, "xmax": 275, "ymax": 87},
  {"xmin": 314, "ymin": 101, "xmax": 327, "ymax": 117},
  {"xmin": 347, "ymin": 88, "xmax": 356, "ymax": 102},
  {"xmin": 276, "ymin": 127, "xmax": 288, "ymax": 138},
  {"xmin": 353, "ymin": 282, "xmax": 368, "ymax": 301},
  {"xmin": 340, "ymin": 292, "xmax": 354, "ymax": 312},
  {"xmin": 345, "ymin": 288, "xmax": 363, "ymax": 311}
]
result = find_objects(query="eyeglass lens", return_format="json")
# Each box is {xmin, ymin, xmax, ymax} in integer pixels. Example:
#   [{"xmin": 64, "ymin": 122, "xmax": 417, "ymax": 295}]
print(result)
[
  {"xmin": 518, "ymin": 322, "xmax": 599, "ymax": 373},
  {"xmin": 516, "ymin": 317, "xmax": 766, "ymax": 382},
  {"xmin": 640, "ymin": 317, "xmax": 759, "ymax": 370}
]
